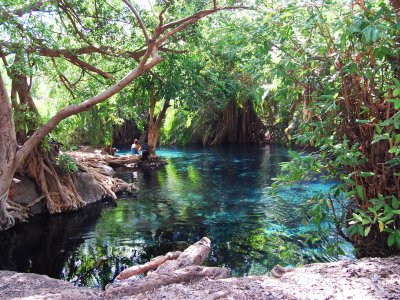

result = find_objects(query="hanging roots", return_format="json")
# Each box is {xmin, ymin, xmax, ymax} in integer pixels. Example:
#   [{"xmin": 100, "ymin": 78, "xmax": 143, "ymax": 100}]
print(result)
[
  {"xmin": 23, "ymin": 148, "xmax": 85, "ymax": 214},
  {"xmin": 3, "ymin": 148, "xmax": 138, "ymax": 229},
  {"xmin": 69, "ymin": 151, "xmax": 138, "ymax": 199},
  {"xmin": 0, "ymin": 191, "xmax": 15, "ymax": 231}
]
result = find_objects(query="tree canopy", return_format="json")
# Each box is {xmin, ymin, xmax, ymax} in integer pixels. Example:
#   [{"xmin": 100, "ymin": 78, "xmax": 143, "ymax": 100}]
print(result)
[{"xmin": 0, "ymin": 0, "xmax": 399, "ymax": 256}]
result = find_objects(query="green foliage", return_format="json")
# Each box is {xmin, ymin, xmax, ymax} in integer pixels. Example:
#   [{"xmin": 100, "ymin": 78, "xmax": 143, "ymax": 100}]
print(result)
[
  {"xmin": 12, "ymin": 103, "xmax": 41, "ymax": 137},
  {"xmin": 2, "ymin": 0, "xmax": 399, "ymax": 255},
  {"xmin": 40, "ymin": 137, "xmax": 52, "ymax": 153},
  {"xmin": 54, "ymin": 154, "xmax": 79, "ymax": 174},
  {"xmin": 161, "ymin": 105, "xmax": 194, "ymax": 146},
  {"xmin": 348, "ymin": 195, "xmax": 400, "ymax": 248},
  {"xmin": 267, "ymin": 0, "xmax": 400, "ymax": 255}
]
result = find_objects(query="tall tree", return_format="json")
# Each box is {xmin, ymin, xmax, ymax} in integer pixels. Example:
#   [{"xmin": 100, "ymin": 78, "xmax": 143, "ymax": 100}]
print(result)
[
  {"xmin": 0, "ymin": 0, "xmax": 247, "ymax": 230},
  {"xmin": 256, "ymin": 0, "xmax": 400, "ymax": 255}
]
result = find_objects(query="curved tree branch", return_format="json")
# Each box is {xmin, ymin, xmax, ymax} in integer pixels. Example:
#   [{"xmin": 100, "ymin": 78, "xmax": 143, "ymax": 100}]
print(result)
[
  {"xmin": 157, "ymin": 6, "xmax": 248, "ymax": 46},
  {"xmin": 12, "ymin": 0, "xmax": 247, "ymax": 181},
  {"xmin": 123, "ymin": 0, "xmax": 150, "ymax": 44},
  {"xmin": 1, "ymin": 0, "xmax": 48, "ymax": 20},
  {"xmin": 15, "ymin": 43, "xmax": 162, "ymax": 166},
  {"xmin": 160, "ymin": 5, "xmax": 248, "ymax": 32}
]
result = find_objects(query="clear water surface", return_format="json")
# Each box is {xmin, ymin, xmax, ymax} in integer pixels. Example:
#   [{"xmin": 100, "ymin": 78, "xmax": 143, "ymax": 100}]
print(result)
[{"xmin": 0, "ymin": 145, "xmax": 354, "ymax": 288}]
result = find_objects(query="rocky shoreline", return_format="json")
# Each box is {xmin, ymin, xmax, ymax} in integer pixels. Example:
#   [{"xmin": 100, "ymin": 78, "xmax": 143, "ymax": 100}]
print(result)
[
  {"xmin": 3, "ymin": 153, "xmax": 400, "ymax": 299},
  {"xmin": 1, "ymin": 254, "xmax": 399, "ymax": 299},
  {"xmin": 7, "ymin": 149, "xmax": 166, "ymax": 226}
]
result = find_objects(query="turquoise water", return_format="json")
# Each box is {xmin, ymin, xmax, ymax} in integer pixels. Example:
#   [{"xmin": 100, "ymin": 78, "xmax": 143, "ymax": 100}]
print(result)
[{"xmin": 0, "ymin": 145, "xmax": 353, "ymax": 288}]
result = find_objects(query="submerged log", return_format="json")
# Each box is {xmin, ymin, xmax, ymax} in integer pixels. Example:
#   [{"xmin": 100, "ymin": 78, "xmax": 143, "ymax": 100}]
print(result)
[{"xmin": 106, "ymin": 237, "xmax": 230, "ymax": 298}]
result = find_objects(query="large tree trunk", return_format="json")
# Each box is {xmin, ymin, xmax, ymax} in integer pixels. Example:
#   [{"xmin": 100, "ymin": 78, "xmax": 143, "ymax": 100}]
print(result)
[
  {"xmin": 0, "ymin": 49, "xmax": 161, "ymax": 231},
  {"xmin": 0, "ymin": 2, "xmax": 244, "ymax": 230},
  {"xmin": 0, "ymin": 72, "xmax": 17, "ymax": 231},
  {"xmin": 148, "ymin": 123, "xmax": 161, "ymax": 154},
  {"xmin": 147, "ymin": 90, "xmax": 170, "ymax": 154}
]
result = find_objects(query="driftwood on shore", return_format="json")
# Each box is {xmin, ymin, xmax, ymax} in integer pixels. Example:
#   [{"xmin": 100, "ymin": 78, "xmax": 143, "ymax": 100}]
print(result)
[
  {"xmin": 68, "ymin": 151, "xmax": 141, "ymax": 169},
  {"xmin": 106, "ymin": 237, "xmax": 230, "ymax": 298},
  {"xmin": 116, "ymin": 251, "xmax": 182, "ymax": 280}
]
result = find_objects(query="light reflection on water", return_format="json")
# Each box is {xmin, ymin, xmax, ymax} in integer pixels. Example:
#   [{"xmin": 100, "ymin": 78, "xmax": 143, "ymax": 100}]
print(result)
[{"xmin": 0, "ymin": 145, "xmax": 354, "ymax": 288}]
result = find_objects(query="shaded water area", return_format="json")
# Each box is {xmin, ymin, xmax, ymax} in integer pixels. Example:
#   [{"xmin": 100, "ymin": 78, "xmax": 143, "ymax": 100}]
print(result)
[{"xmin": 0, "ymin": 145, "xmax": 354, "ymax": 288}]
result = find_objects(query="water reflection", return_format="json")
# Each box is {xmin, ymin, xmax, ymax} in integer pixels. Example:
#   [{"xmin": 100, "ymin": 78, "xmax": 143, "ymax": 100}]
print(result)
[
  {"xmin": 0, "ymin": 201, "xmax": 116, "ymax": 283},
  {"xmin": 0, "ymin": 145, "xmax": 354, "ymax": 288}
]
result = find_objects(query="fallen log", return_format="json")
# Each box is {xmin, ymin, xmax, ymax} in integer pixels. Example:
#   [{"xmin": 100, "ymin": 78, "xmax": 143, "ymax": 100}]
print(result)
[
  {"xmin": 106, "ymin": 237, "xmax": 230, "ymax": 298},
  {"xmin": 116, "ymin": 251, "xmax": 182, "ymax": 280},
  {"xmin": 156, "ymin": 237, "xmax": 212, "ymax": 273},
  {"xmin": 69, "ymin": 151, "xmax": 167, "ymax": 169}
]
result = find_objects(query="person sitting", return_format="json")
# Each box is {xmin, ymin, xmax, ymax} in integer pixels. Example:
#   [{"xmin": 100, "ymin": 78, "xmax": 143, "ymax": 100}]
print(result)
[
  {"xmin": 140, "ymin": 142, "xmax": 150, "ymax": 161},
  {"xmin": 131, "ymin": 139, "xmax": 141, "ymax": 155},
  {"xmin": 50, "ymin": 138, "xmax": 61, "ymax": 154}
]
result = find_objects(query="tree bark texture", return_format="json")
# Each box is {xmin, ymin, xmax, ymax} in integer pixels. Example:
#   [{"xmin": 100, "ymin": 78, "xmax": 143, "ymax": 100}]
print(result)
[
  {"xmin": 116, "ymin": 251, "xmax": 182, "ymax": 280},
  {"xmin": 0, "ymin": 1, "xmax": 246, "ymax": 230},
  {"xmin": 210, "ymin": 100, "xmax": 267, "ymax": 145},
  {"xmin": 147, "ymin": 87, "xmax": 170, "ymax": 154},
  {"xmin": 0, "ymin": 71, "xmax": 17, "ymax": 231}
]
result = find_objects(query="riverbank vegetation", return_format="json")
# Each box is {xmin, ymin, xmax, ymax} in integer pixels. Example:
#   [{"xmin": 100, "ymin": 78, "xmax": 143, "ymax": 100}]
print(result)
[{"xmin": 0, "ymin": 0, "xmax": 399, "ymax": 262}]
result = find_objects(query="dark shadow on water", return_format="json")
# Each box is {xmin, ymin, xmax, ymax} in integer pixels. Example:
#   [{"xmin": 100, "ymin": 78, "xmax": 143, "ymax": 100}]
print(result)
[
  {"xmin": 0, "ymin": 201, "xmax": 116, "ymax": 280},
  {"xmin": 0, "ymin": 145, "xmax": 354, "ymax": 288}
]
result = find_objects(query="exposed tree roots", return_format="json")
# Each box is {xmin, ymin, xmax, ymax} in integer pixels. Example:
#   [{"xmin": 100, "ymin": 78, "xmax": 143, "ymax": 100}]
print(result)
[
  {"xmin": 3, "ymin": 149, "xmax": 139, "ymax": 229},
  {"xmin": 106, "ymin": 237, "xmax": 230, "ymax": 298},
  {"xmin": 209, "ymin": 100, "xmax": 267, "ymax": 145},
  {"xmin": 0, "ymin": 192, "xmax": 15, "ymax": 231},
  {"xmin": 21, "ymin": 149, "xmax": 85, "ymax": 214}
]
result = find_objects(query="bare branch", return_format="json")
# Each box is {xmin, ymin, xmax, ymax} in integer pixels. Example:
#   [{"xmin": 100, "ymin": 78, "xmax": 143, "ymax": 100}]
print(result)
[
  {"xmin": 123, "ymin": 0, "xmax": 150, "ymax": 44},
  {"xmin": 38, "ymin": 48, "xmax": 113, "ymax": 79},
  {"xmin": 157, "ymin": 17, "xmax": 202, "ymax": 46},
  {"xmin": 160, "ymin": 48, "xmax": 188, "ymax": 55},
  {"xmin": 0, "ymin": 55, "xmax": 11, "ymax": 78},
  {"xmin": 155, "ymin": 6, "xmax": 248, "ymax": 47},
  {"xmin": 68, "ymin": 57, "xmax": 113, "ymax": 79},
  {"xmin": 1, "ymin": 0, "xmax": 48, "ymax": 20},
  {"xmin": 157, "ymin": 1, "xmax": 170, "ymax": 29},
  {"xmin": 51, "ymin": 58, "xmax": 76, "ymax": 99},
  {"xmin": 57, "ymin": 0, "xmax": 110, "ymax": 55},
  {"xmin": 155, "ymin": 98, "xmax": 170, "ymax": 128},
  {"xmin": 160, "ymin": 6, "xmax": 248, "ymax": 32},
  {"xmin": 58, "ymin": 0, "xmax": 89, "ymax": 43}
]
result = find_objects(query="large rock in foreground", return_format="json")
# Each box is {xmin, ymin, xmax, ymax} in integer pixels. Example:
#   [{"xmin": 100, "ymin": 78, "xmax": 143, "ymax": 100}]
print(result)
[
  {"xmin": 0, "ymin": 270, "xmax": 102, "ymax": 300},
  {"xmin": 1, "ymin": 255, "xmax": 399, "ymax": 299},
  {"xmin": 141, "ymin": 256, "xmax": 400, "ymax": 300}
]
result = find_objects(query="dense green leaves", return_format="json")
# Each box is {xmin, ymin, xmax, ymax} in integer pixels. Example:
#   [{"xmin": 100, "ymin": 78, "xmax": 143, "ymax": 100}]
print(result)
[{"xmin": 2, "ymin": 0, "xmax": 399, "ymax": 254}]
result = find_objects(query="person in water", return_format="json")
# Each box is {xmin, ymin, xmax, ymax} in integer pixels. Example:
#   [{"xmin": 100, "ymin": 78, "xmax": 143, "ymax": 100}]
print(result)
[{"xmin": 131, "ymin": 139, "xmax": 141, "ymax": 155}]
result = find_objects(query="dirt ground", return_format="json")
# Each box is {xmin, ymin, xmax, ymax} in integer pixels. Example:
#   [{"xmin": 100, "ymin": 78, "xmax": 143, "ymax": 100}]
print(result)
[{"xmin": 1, "ymin": 256, "xmax": 399, "ymax": 300}]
